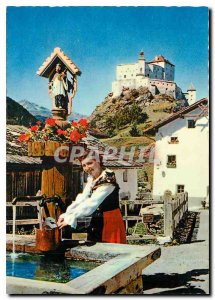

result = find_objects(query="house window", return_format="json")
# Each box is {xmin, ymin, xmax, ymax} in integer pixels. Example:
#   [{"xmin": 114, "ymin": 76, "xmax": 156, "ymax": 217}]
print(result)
[
  {"xmin": 167, "ymin": 155, "xmax": 176, "ymax": 168},
  {"xmin": 124, "ymin": 75, "xmax": 126, "ymax": 78},
  {"xmin": 188, "ymin": 119, "xmax": 196, "ymax": 128},
  {"xmin": 169, "ymin": 137, "xmax": 179, "ymax": 144},
  {"xmin": 123, "ymin": 170, "xmax": 128, "ymax": 182},
  {"xmin": 177, "ymin": 185, "xmax": 185, "ymax": 193},
  {"xmin": 83, "ymin": 172, "xmax": 88, "ymax": 183}
]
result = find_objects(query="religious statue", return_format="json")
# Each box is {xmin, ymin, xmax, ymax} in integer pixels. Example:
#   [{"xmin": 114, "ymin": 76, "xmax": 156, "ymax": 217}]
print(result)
[{"xmin": 49, "ymin": 63, "xmax": 73, "ymax": 115}]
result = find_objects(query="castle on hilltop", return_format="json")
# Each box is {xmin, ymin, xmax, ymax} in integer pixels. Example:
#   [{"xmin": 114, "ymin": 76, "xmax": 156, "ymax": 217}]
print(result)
[{"xmin": 112, "ymin": 52, "xmax": 196, "ymax": 105}]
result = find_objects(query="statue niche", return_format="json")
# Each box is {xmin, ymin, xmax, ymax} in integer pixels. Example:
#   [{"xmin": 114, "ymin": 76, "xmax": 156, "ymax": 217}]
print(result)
[{"xmin": 36, "ymin": 47, "xmax": 81, "ymax": 121}]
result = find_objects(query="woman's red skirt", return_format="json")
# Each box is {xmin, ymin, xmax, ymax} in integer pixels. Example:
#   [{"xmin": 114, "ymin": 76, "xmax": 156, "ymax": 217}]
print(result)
[{"xmin": 102, "ymin": 208, "xmax": 126, "ymax": 244}]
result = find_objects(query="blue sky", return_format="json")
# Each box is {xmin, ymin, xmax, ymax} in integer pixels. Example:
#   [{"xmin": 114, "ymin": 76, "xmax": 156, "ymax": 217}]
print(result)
[{"xmin": 7, "ymin": 6, "xmax": 209, "ymax": 115}]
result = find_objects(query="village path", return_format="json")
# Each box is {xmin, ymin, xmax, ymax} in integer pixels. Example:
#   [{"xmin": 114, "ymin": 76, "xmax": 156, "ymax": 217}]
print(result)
[{"xmin": 142, "ymin": 209, "xmax": 210, "ymax": 295}]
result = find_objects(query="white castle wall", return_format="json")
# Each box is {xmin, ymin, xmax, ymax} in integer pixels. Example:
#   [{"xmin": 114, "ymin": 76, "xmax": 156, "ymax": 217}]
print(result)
[
  {"xmin": 146, "ymin": 64, "xmax": 163, "ymax": 80},
  {"xmin": 148, "ymin": 79, "xmax": 177, "ymax": 97},
  {"xmin": 184, "ymin": 91, "xmax": 197, "ymax": 105},
  {"xmin": 187, "ymin": 90, "xmax": 196, "ymax": 105}
]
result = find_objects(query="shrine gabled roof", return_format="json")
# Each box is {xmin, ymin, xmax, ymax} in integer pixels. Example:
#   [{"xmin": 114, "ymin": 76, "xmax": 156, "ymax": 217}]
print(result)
[{"xmin": 36, "ymin": 47, "xmax": 81, "ymax": 78}]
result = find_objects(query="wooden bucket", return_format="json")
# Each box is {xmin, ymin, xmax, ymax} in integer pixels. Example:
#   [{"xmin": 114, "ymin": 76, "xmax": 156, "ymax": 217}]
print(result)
[{"xmin": 35, "ymin": 227, "xmax": 61, "ymax": 252}]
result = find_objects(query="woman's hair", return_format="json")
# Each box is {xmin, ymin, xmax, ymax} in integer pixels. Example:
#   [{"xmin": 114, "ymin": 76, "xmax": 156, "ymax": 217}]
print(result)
[{"xmin": 78, "ymin": 149, "xmax": 104, "ymax": 167}]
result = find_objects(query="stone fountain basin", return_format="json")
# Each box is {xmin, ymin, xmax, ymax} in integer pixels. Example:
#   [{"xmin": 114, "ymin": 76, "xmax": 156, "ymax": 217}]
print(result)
[{"xmin": 6, "ymin": 234, "xmax": 161, "ymax": 294}]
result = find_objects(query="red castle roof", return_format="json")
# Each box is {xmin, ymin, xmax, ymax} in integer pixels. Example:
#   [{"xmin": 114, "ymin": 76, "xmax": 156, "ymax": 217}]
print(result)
[{"xmin": 148, "ymin": 55, "xmax": 175, "ymax": 66}]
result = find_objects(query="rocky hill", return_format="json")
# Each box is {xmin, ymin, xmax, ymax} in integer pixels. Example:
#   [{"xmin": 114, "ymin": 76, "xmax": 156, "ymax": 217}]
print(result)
[
  {"xmin": 89, "ymin": 87, "xmax": 188, "ymax": 137},
  {"xmin": 7, "ymin": 97, "xmax": 38, "ymax": 126}
]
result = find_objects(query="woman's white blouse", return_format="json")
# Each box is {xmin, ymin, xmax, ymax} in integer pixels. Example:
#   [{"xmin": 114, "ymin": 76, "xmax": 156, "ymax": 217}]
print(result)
[{"xmin": 59, "ymin": 172, "xmax": 115, "ymax": 228}]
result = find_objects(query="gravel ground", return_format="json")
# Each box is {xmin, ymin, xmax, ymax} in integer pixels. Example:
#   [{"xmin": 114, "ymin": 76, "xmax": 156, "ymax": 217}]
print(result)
[{"xmin": 142, "ymin": 209, "xmax": 210, "ymax": 295}]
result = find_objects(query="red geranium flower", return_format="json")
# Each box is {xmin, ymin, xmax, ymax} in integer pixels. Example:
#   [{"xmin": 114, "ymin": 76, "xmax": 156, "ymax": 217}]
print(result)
[
  {"xmin": 78, "ymin": 118, "xmax": 88, "ymax": 127},
  {"xmin": 45, "ymin": 118, "xmax": 56, "ymax": 126},
  {"xmin": 57, "ymin": 129, "xmax": 67, "ymax": 135},
  {"xmin": 18, "ymin": 133, "xmax": 30, "ymax": 142},
  {"xmin": 80, "ymin": 132, "xmax": 87, "ymax": 138},
  {"xmin": 30, "ymin": 125, "xmax": 39, "ymax": 132},
  {"xmin": 72, "ymin": 121, "xmax": 78, "ymax": 127},
  {"xmin": 70, "ymin": 130, "xmax": 82, "ymax": 142}
]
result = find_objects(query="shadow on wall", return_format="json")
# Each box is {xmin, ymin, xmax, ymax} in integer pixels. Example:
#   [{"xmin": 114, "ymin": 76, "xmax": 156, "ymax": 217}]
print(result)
[{"xmin": 142, "ymin": 269, "xmax": 209, "ymax": 295}]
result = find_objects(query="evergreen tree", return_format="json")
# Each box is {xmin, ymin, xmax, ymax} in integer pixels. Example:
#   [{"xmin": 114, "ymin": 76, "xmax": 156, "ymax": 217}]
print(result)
[{"xmin": 129, "ymin": 122, "xmax": 140, "ymax": 137}]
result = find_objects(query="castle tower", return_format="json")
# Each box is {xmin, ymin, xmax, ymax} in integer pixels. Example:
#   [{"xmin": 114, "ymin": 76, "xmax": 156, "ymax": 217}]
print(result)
[
  {"xmin": 187, "ymin": 83, "xmax": 196, "ymax": 105},
  {"xmin": 137, "ymin": 51, "xmax": 145, "ymax": 76}
]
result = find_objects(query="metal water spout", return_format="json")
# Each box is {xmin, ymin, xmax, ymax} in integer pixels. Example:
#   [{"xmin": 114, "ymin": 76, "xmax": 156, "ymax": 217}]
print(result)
[
  {"xmin": 11, "ymin": 194, "xmax": 66, "ymax": 229},
  {"xmin": 11, "ymin": 194, "xmax": 66, "ymax": 212},
  {"xmin": 11, "ymin": 195, "xmax": 45, "ymax": 205}
]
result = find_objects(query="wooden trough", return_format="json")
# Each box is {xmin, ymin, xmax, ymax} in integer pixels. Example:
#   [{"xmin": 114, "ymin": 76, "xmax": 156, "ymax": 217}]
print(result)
[{"xmin": 6, "ymin": 234, "xmax": 161, "ymax": 295}]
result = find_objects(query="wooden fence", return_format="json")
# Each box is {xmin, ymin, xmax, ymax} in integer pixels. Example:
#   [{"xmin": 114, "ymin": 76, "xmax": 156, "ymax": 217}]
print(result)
[
  {"xmin": 120, "ymin": 190, "xmax": 188, "ymax": 241},
  {"xmin": 163, "ymin": 190, "xmax": 188, "ymax": 238}
]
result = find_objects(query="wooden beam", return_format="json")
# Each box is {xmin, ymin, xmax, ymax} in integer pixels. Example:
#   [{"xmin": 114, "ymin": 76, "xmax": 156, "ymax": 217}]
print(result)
[
  {"xmin": 124, "ymin": 203, "xmax": 128, "ymax": 232},
  {"xmin": 120, "ymin": 200, "xmax": 162, "ymax": 205},
  {"xmin": 6, "ymin": 219, "xmax": 39, "ymax": 225},
  {"xmin": 172, "ymin": 200, "xmax": 187, "ymax": 218},
  {"xmin": 123, "ymin": 216, "xmax": 143, "ymax": 221},
  {"xmin": 183, "ymin": 114, "xmax": 206, "ymax": 118},
  {"xmin": 6, "ymin": 202, "xmax": 38, "ymax": 207},
  {"xmin": 126, "ymin": 235, "xmax": 156, "ymax": 240},
  {"xmin": 163, "ymin": 191, "xmax": 173, "ymax": 238}
]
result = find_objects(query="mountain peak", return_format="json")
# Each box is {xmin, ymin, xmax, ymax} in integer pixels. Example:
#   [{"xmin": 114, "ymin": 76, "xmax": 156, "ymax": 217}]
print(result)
[
  {"xmin": 7, "ymin": 97, "xmax": 38, "ymax": 126},
  {"xmin": 18, "ymin": 99, "xmax": 87, "ymax": 121}
]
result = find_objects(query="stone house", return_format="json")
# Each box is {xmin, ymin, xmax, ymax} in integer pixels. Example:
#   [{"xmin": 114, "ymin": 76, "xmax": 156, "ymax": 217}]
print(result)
[{"xmin": 143, "ymin": 98, "xmax": 209, "ymax": 209}]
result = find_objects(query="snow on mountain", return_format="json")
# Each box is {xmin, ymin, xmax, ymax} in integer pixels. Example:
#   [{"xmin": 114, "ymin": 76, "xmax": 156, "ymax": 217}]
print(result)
[
  {"xmin": 18, "ymin": 99, "xmax": 87, "ymax": 121},
  {"xmin": 19, "ymin": 100, "xmax": 51, "ymax": 117}
]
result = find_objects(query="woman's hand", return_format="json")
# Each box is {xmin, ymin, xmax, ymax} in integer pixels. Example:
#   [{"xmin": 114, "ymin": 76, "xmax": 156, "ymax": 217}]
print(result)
[{"xmin": 57, "ymin": 218, "xmax": 69, "ymax": 229}]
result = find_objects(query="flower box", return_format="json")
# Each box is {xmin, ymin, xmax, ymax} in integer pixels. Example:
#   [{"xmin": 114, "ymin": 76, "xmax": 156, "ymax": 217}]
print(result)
[
  {"xmin": 168, "ymin": 141, "xmax": 179, "ymax": 144},
  {"xmin": 28, "ymin": 141, "xmax": 75, "ymax": 157},
  {"xmin": 19, "ymin": 117, "xmax": 88, "ymax": 157},
  {"xmin": 166, "ymin": 163, "xmax": 177, "ymax": 168}
]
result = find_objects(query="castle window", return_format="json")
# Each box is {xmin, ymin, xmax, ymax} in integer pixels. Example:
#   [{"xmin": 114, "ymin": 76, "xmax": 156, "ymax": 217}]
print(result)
[
  {"xmin": 188, "ymin": 120, "xmax": 196, "ymax": 128},
  {"xmin": 124, "ymin": 75, "xmax": 126, "ymax": 78}
]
